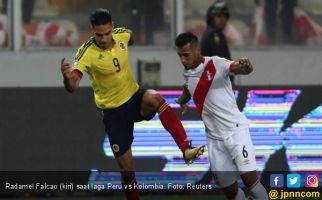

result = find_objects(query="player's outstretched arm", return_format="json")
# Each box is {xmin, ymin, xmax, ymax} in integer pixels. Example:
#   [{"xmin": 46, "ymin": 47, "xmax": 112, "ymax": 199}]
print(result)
[
  {"xmin": 231, "ymin": 57, "xmax": 253, "ymax": 75},
  {"xmin": 60, "ymin": 58, "xmax": 81, "ymax": 93}
]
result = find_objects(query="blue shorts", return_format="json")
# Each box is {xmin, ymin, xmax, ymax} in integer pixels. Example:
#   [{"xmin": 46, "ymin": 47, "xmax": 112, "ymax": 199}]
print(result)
[{"xmin": 101, "ymin": 88, "xmax": 155, "ymax": 157}]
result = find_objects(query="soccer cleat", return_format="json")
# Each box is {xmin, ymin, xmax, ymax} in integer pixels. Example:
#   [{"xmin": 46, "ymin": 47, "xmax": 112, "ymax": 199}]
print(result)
[{"xmin": 183, "ymin": 141, "xmax": 205, "ymax": 165}]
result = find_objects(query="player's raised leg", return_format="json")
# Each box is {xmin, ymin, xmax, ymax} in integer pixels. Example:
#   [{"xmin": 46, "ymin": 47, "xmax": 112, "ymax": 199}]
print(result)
[{"xmin": 140, "ymin": 89, "xmax": 205, "ymax": 164}]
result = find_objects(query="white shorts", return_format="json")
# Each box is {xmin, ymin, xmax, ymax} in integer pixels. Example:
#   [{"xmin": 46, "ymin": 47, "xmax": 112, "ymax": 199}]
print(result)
[{"xmin": 207, "ymin": 126, "xmax": 257, "ymax": 188}]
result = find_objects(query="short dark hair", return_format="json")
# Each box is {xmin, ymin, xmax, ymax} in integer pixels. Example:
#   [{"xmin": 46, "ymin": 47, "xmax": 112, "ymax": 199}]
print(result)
[
  {"xmin": 90, "ymin": 8, "xmax": 112, "ymax": 26},
  {"xmin": 175, "ymin": 32, "xmax": 199, "ymax": 47}
]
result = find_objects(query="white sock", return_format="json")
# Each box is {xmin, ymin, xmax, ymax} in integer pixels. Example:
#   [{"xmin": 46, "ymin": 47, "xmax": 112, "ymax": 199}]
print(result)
[
  {"xmin": 233, "ymin": 188, "xmax": 246, "ymax": 200},
  {"xmin": 248, "ymin": 181, "xmax": 268, "ymax": 200}
]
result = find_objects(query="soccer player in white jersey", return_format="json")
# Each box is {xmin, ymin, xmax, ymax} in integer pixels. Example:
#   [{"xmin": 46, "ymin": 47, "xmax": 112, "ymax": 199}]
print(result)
[{"xmin": 174, "ymin": 32, "xmax": 268, "ymax": 200}]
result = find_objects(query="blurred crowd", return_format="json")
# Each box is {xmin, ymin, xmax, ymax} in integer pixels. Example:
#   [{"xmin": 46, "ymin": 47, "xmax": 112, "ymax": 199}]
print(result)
[
  {"xmin": 186, "ymin": 0, "xmax": 322, "ymax": 47},
  {"xmin": 1, "ymin": 0, "xmax": 322, "ymax": 48}
]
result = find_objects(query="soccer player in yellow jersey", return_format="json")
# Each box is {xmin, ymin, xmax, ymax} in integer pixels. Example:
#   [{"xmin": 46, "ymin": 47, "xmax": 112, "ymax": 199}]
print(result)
[{"xmin": 60, "ymin": 9, "xmax": 204, "ymax": 200}]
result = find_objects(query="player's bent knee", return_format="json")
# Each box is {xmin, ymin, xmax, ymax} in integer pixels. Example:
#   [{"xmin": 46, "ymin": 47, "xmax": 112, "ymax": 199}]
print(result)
[
  {"xmin": 150, "ymin": 93, "xmax": 163, "ymax": 104},
  {"xmin": 143, "ymin": 91, "xmax": 164, "ymax": 108}
]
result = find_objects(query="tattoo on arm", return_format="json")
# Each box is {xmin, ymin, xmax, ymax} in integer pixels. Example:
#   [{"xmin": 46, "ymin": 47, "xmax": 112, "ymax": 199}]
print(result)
[{"xmin": 177, "ymin": 85, "xmax": 191, "ymax": 105}]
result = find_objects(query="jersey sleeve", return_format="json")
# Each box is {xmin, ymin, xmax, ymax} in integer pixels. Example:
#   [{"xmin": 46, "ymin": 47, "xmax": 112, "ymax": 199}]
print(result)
[
  {"xmin": 113, "ymin": 27, "xmax": 132, "ymax": 44},
  {"xmin": 72, "ymin": 41, "xmax": 92, "ymax": 74},
  {"xmin": 212, "ymin": 56, "xmax": 235, "ymax": 76}
]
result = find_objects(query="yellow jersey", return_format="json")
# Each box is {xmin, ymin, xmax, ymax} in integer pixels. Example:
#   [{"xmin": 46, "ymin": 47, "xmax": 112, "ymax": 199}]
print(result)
[{"xmin": 73, "ymin": 28, "xmax": 139, "ymax": 109}]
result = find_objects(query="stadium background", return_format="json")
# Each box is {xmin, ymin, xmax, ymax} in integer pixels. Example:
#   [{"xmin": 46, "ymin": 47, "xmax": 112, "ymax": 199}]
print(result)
[{"xmin": 1, "ymin": 0, "xmax": 322, "ymax": 199}]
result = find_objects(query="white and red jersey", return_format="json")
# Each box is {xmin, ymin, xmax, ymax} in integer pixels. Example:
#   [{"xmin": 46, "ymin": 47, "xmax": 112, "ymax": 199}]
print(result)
[{"xmin": 184, "ymin": 56, "xmax": 248, "ymax": 139}]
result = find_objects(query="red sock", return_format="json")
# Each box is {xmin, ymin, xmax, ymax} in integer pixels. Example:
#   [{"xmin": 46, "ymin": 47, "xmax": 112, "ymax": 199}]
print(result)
[
  {"xmin": 157, "ymin": 99, "xmax": 189, "ymax": 151},
  {"xmin": 122, "ymin": 180, "xmax": 140, "ymax": 200}
]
